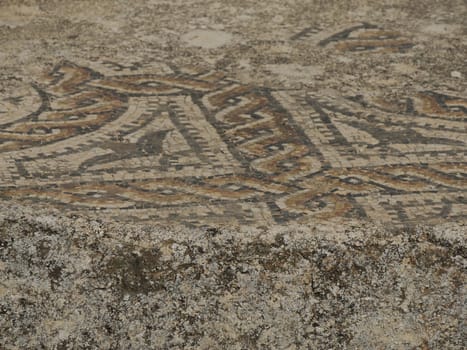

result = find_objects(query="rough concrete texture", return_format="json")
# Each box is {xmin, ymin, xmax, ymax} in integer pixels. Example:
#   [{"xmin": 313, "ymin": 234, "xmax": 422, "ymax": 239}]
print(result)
[
  {"xmin": 0, "ymin": 0, "xmax": 466, "ymax": 348},
  {"xmin": 0, "ymin": 204, "xmax": 466, "ymax": 349}
]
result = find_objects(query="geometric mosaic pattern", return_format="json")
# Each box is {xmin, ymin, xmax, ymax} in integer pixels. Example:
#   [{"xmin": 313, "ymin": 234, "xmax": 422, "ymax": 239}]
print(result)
[
  {"xmin": 0, "ymin": 59, "xmax": 466, "ymax": 227},
  {"xmin": 293, "ymin": 22, "xmax": 414, "ymax": 53}
]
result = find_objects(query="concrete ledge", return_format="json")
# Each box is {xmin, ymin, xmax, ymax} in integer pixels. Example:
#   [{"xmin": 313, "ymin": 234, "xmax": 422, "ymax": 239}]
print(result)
[{"xmin": 1, "ymin": 204, "xmax": 465, "ymax": 349}]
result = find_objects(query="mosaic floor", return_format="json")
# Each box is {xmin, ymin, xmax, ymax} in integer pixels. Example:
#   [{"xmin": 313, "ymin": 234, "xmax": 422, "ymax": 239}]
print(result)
[
  {"xmin": 1, "ymin": 58, "xmax": 465, "ymax": 228},
  {"xmin": 0, "ymin": 6, "xmax": 466, "ymax": 228}
]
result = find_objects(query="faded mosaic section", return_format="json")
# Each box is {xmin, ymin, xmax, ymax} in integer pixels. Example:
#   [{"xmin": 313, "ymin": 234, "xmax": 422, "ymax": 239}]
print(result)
[
  {"xmin": 1, "ymin": 9, "xmax": 464, "ymax": 230},
  {"xmin": 0, "ymin": 58, "xmax": 466, "ymax": 227}
]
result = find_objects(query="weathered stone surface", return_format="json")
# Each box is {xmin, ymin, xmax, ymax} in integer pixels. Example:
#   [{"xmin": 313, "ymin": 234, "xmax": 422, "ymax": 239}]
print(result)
[{"xmin": 0, "ymin": 204, "xmax": 465, "ymax": 349}]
